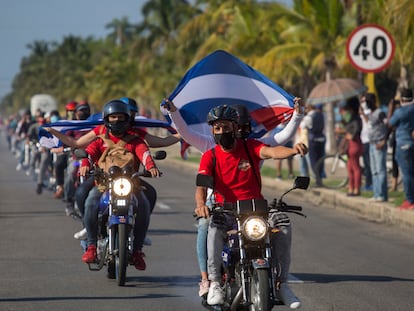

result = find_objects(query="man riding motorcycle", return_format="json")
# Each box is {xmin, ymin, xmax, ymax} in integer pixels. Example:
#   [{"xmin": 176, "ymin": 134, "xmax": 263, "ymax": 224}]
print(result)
[
  {"xmin": 80, "ymin": 100, "xmax": 161, "ymax": 270},
  {"xmin": 63, "ymin": 101, "xmax": 92, "ymax": 216},
  {"xmin": 163, "ymin": 98, "xmax": 305, "ymax": 299},
  {"xmin": 195, "ymin": 105, "xmax": 307, "ymax": 308}
]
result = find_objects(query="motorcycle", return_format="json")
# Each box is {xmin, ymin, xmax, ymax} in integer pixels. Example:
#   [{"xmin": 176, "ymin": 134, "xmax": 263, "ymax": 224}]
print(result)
[
  {"xmin": 74, "ymin": 148, "xmax": 166, "ymax": 286},
  {"xmin": 196, "ymin": 175, "xmax": 310, "ymax": 311}
]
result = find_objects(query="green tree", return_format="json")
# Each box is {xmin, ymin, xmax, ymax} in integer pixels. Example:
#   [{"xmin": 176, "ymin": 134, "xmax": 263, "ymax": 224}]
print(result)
[{"xmin": 106, "ymin": 17, "xmax": 136, "ymax": 46}]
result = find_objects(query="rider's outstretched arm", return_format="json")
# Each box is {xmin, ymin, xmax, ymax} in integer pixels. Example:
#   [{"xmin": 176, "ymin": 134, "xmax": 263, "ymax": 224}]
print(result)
[
  {"xmin": 164, "ymin": 99, "xmax": 215, "ymax": 153},
  {"xmin": 144, "ymin": 132, "xmax": 181, "ymax": 148},
  {"xmin": 260, "ymin": 111, "xmax": 303, "ymax": 146},
  {"xmin": 260, "ymin": 97, "xmax": 305, "ymax": 147},
  {"xmin": 44, "ymin": 127, "xmax": 96, "ymax": 149}
]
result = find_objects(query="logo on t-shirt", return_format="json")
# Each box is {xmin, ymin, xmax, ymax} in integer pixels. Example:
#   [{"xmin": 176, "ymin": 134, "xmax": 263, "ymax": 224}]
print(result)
[{"xmin": 238, "ymin": 159, "xmax": 251, "ymax": 171}]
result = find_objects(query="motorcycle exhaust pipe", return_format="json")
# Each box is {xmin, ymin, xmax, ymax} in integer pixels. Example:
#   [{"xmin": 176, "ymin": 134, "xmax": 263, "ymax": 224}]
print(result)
[{"xmin": 230, "ymin": 287, "xmax": 243, "ymax": 311}]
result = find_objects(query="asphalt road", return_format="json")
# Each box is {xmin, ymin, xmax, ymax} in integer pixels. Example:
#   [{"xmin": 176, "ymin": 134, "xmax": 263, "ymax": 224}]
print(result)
[{"xmin": 1, "ymin": 139, "xmax": 414, "ymax": 311}]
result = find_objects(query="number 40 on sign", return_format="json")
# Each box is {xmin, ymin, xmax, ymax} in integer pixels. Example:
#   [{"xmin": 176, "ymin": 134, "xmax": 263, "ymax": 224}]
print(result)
[{"xmin": 346, "ymin": 24, "xmax": 395, "ymax": 73}]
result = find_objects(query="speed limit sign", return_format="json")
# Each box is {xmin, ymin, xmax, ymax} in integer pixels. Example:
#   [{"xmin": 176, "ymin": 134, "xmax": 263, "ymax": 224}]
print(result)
[{"xmin": 346, "ymin": 24, "xmax": 395, "ymax": 73}]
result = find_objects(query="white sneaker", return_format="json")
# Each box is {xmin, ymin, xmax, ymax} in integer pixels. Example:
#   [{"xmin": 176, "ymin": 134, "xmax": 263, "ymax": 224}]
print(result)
[
  {"xmin": 65, "ymin": 206, "xmax": 74, "ymax": 216},
  {"xmin": 74, "ymin": 228, "xmax": 87, "ymax": 240},
  {"xmin": 207, "ymin": 281, "xmax": 224, "ymax": 305},
  {"xmin": 144, "ymin": 236, "xmax": 152, "ymax": 246},
  {"xmin": 198, "ymin": 279, "xmax": 210, "ymax": 297},
  {"xmin": 278, "ymin": 283, "xmax": 301, "ymax": 309},
  {"xmin": 16, "ymin": 163, "xmax": 22, "ymax": 171}
]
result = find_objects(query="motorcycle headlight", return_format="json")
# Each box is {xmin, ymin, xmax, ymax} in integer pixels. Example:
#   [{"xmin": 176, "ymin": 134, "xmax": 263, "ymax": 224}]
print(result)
[
  {"xmin": 242, "ymin": 216, "xmax": 268, "ymax": 241},
  {"xmin": 113, "ymin": 177, "xmax": 132, "ymax": 197}
]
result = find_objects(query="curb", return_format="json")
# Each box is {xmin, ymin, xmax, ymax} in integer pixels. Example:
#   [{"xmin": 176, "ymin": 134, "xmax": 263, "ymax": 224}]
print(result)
[{"xmin": 162, "ymin": 157, "xmax": 414, "ymax": 231}]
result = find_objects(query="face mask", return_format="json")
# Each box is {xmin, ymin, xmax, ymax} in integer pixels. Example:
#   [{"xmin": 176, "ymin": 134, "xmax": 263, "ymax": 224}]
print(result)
[
  {"xmin": 342, "ymin": 111, "xmax": 352, "ymax": 123},
  {"xmin": 109, "ymin": 120, "xmax": 130, "ymax": 136},
  {"xmin": 214, "ymin": 132, "xmax": 235, "ymax": 149},
  {"xmin": 50, "ymin": 116, "xmax": 59, "ymax": 123},
  {"xmin": 360, "ymin": 101, "xmax": 367, "ymax": 110}
]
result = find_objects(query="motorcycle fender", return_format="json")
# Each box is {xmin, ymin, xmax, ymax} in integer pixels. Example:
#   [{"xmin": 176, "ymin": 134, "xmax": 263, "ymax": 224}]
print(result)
[
  {"xmin": 108, "ymin": 215, "xmax": 133, "ymax": 227},
  {"xmin": 251, "ymin": 258, "xmax": 269, "ymax": 269}
]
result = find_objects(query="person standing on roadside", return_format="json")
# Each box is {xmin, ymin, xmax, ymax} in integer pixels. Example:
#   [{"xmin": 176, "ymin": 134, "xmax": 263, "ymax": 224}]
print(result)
[
  {"xmin": 336, "ymin": 97, "xmax": 363, "ymax": 196},
  {"xmin": 361, "ymin": 93, "xmax": 388, "ymax": 202},
  {"xmin": 389, "ymin": 88, "xmax": 414, "ymax": 210},
  {"xmin": 302, "ymin": 104, "xmax": 326, "ymax": 186},
  {"xmin": 359, "ymin": 95, "xmax": 373, "ymax": 191}
]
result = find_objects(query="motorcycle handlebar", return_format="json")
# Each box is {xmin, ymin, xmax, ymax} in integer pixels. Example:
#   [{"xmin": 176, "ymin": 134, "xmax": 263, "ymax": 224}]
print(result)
[
  {"xmin": 133, "ymin": 171, "xmax": 163, "ymax": 178},
  {"xmin": 279, "ymin": 205, "xmax": 303, "ymax": 212}
]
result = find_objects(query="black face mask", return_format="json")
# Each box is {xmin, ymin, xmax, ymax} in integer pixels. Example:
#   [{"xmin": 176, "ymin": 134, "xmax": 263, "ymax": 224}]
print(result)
[
  {"xmin": 214, "ymin": 132, "xmax": 235, "ymax": 149},
  {"xmin": 109, "ymin": 120, "xmax": 130, "ymax": 136}
]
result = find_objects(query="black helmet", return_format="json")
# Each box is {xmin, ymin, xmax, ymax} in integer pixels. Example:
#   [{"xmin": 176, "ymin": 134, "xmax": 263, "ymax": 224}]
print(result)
[
  {"xmin": 233, "ymin": 104, "xmax": 252, "ymax": 139},
  {"xmin": 120, "ymin": 97, "xmax": 138, "ymax": 113},
  {"xmin": 233, "ymin": 104, "xmax": 250, "ymax": 125},
  {"xmin": 207, "ymin": 105, "xmax": 239, "ymax": 125},
  {"xmin": 103, "ymin": 99, "xmax": 131, "ymax": 135}
]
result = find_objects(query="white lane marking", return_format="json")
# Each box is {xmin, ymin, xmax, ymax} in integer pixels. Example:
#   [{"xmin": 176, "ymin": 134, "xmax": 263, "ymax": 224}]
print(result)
[
  {"xmin": 156, "ymin": 202, "xmax": 171, "ymax": 210},
  {"xmin": 288, "ymin": 274, "xmax": 304, "ymax": 284}
]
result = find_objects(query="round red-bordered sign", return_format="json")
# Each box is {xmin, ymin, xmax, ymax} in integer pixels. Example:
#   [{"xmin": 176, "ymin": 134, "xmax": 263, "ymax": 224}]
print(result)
[{"xmin": 346, "ymin": 24, "xmax": 395, "ymax": 73}]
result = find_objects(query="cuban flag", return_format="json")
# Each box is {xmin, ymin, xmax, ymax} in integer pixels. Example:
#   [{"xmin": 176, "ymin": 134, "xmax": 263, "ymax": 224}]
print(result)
[
  {"xmin": 161, "ymin": 50, "xmax": 295, "ymax": 139},
  {"xmin": 38, "ymin": 113, "xmax": 176, "ymax": 148}
]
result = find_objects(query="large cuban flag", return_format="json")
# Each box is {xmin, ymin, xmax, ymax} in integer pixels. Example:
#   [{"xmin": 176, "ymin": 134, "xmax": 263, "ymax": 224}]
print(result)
[
  {"xmin": 161, "ymin": 50, "xmax": 295, "ymax": 139},
  {"xmin": 38, "ymin": 112, "xmax": 176, "ymax": 148}
]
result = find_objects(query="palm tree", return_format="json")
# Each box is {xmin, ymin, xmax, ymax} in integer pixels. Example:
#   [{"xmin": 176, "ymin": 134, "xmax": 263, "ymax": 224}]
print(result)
[
  {"xmin": 267, "ymin": 0, "xmax": 353, "ymax": 153},
  {"xmin": 106, "ymin": 17, "xmax": 136, "ymax": 46}
]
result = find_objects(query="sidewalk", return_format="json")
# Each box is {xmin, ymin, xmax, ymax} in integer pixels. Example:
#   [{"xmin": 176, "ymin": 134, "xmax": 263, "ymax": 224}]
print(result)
[{"xmin": 159, "ymin": 144, "xmax": 414, "ymax": 231}]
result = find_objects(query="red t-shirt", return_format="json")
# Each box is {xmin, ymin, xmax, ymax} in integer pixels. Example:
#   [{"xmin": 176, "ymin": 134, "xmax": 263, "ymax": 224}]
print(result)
[
  {"xmin": 198, "ymin": 139, "xmax": 265, "ymax": 203},
  {"xmin": 83, "ymin": 132, "xmax": 155, "ymax": 171}
]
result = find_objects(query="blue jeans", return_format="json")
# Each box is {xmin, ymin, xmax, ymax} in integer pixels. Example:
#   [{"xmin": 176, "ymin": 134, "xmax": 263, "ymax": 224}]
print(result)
[
  {"xmin": 196, "ymin": 195, "xmax": 214, "ymax": 274},
  {"xmin": 396, "ymin": 143, "xmax": 414, "ymax": 203},
  {"xmin": 369, "ymin": 143, "xmax": 388, "ymax": 201},
  {"xmin": 308, "ymin": 140, "xmax": 325, "ymax": 185},
  {"xmin": 84, "ymin": 186, "xmax": 150, "ymax": 250},
  {"xmin": 74, "ymin": 176, "xmax": 95, "ymax": 217},
  {"xmin": 64, "ymin": 159, "xmax": 77, "ymax": 202},
  {"xmin": 298, "ymin": 154, "xmax": 310, "ymax": 177},
  {"xmin": 362, "ymin": 143, "xmax": 372, "ymax": 187},
  {"xmin": 196, "ymin": 217, "xmax": 209, "ymax": 274}
]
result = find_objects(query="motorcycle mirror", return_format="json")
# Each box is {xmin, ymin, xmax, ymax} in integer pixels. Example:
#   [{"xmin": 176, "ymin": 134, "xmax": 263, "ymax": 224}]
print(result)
[
  {"xmin": 196, "ymin": 174, "xmax": 214, "ymax": 189},
  {"xmin": 293, "ymin": 176, "xmax": 310, "ymax": 190},
  {"xmin": 153, "ymin": 150, "xmax": 167, "ymax": 160},
  {"xmin": 73, "ymin": 148, "xmax": 88, "ymax": 159},
  {"xmin": 280, "ymin": 176, "xmax": 310, "ymax": 202}
]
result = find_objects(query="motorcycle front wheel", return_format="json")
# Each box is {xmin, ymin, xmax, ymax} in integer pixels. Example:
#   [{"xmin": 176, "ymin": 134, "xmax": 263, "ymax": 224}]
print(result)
[
  {"xmin": 115, "ymin": 224, "xmax": 128, "ymax": 286},
  {"xmin": 249, "ymin": 269, "xmax": 271, "ymax": 311}
]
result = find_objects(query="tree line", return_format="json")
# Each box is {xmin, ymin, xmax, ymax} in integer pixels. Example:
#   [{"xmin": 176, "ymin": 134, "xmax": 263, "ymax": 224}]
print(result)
[{"xmin": 1, "ymin": 0, "xmax": 413, "ymax": 116}]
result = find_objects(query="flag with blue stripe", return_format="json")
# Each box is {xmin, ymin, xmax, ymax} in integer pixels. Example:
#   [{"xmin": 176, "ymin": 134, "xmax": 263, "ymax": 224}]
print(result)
[
  {"xmin": 38, "ymin": 113, "xmax": 176, "ymax": 148},
  {"xmin": 161, "ymin": 50, "xmax": 295, "ymax": 138}
]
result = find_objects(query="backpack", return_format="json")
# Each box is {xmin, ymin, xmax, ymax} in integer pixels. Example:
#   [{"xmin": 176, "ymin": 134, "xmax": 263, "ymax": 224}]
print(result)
[{"xmin": 97, "ymin": 134, "xmax": 137, "ymax": 173}]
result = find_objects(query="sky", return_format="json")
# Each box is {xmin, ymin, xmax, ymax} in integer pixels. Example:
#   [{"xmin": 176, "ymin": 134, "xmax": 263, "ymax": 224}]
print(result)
[
  {"xmin": 0, "ymin": 0, "xmax": 292, "ymax": 102},
  {"xmin": 0, "ymin": 0, "xmax": 144, "ymax": 101}
]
